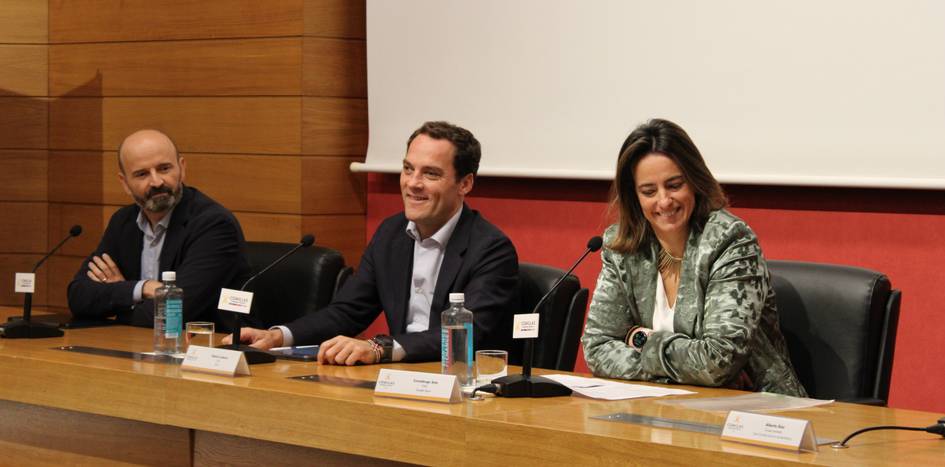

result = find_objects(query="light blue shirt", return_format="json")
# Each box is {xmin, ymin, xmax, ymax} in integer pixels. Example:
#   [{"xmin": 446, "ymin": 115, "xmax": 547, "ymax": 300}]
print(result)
[
  {"xmin": 132, "ymin": 208, "xmax": 174, "ymax": 302},
  {"xmin": 277, "ymin": 207, "xmax": 463, "ymax": 362}
]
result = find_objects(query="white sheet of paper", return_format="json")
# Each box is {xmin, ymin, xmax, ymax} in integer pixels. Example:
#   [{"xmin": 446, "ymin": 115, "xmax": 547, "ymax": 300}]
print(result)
[
  {"xmin": 217, "ymin": 288, "xmax": 254, "ymax": 314},
  {"xmin": 543, "ymin": 374, "xmax": 695, "ymax": 400}
]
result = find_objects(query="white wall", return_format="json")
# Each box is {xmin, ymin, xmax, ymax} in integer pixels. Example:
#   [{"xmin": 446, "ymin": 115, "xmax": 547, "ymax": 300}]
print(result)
[{"xmin": 358, "ymin": 0, "xmax": 945, "ymax": 188}]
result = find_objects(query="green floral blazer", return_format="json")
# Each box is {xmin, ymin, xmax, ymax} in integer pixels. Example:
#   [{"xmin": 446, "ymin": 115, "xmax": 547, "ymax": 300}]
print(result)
[{"xmin": 582, "ymin": 209, "xmax": 807, "ymax": 396}]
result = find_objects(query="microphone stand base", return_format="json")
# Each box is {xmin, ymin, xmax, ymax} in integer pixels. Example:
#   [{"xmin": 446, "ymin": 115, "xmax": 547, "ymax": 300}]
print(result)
[
  {"xmin": 215, "ymin": 344, "xmax": 277, "ymax": 364},
  {"xmin": 0, "ymin": 320, "xmax": 64, "ymax": 339},
  {"xmin": 492, "ymin": 374, "xmax": 572, "ymax": 398}
]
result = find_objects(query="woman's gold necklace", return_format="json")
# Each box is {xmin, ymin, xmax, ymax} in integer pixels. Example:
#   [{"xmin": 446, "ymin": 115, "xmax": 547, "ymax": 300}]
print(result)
[{"xmin": 658, "ymin": 248, "xmax": 683, "ymax": 273}]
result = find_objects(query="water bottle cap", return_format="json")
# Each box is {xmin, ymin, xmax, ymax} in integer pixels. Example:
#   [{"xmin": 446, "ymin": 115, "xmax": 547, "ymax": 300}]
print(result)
[
  {"xmin": 161, "ymin": 271, "xmax": 176, "ymax": 281},
  {"xmin": 449, "ymin": 292, "xmax": 465, "ymax": 303}
]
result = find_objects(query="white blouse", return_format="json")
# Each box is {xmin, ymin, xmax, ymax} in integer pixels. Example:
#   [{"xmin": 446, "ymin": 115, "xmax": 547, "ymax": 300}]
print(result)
[{"xmin": 652, "ymin": 271, "xmax": 676, "ymax": 333}]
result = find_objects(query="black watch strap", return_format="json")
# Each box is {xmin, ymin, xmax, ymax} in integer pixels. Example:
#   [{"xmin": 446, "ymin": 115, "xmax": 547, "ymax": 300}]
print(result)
[{"xmin": 371, "ymin": 334, "xmax": 394, "ymax": 363}]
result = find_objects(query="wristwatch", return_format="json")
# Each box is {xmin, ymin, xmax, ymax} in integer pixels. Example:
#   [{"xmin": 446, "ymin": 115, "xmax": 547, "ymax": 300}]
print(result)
[
  {"xmin": 626, "ymin": 326, "xmax": 653, "ymax": 351},
  {"xmin": 370, "ymin": 334, "xmax": 394, "ymax": 363}
]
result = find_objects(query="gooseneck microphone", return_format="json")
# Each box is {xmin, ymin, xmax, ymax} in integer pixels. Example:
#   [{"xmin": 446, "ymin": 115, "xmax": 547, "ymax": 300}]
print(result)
[
  {"xmin": 32, "ymin": 225, "xmax": 83, "ymax": 274},
  {"xmin": 492, "ymin": 236, "xmax": 603, "ymax": 397},
  {"xmin": 240, "ymin": 234, "xmax": 314, "ymax": 291},
  {"xmin": 218, "ymin": 234, "xmax": 315, "ymax": 364},
  {"xmin": 1, "ymin": 225, "xmax": 83, "ymax": 339}
]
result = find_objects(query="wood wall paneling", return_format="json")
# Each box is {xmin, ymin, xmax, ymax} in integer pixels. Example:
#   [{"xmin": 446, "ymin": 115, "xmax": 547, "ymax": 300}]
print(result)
[
  {"xmin": 0, "ymin": 1, "xmax": 49, "ymax": 306},
  {"xmin": 96, "ymin": 152, "xmax": 305, "ymax": 214},
  {"xmin": 46, "ymin": 203, "xmax": 120, "ymax": 310},
  {"xmin": 185, "ymin": 154, "xmax": 302, "ymax": 214},
  {"xmin": 33, "ymin": 0, "xmax": 370, "ymax": 311},
  {"xmin": 0, "ymin": 255, "xmax": 46, "ymax": 306},
  {"xmin": 50, "ymin": 39, "xmax": 302, "ymax": 97},
  {"xmin": 0, "ymin": 150, "xmax": 47, "ymax": 201},
  {"xmin": 0, "ymin": 0, "xmax": 47, "ymax": 44},
  {"xmin": 301, "ymin": 157, "xmax": 366, "ymax": 215},
  {"xmin": 0, "ymin": 202, "xmax": 49, "ymax": 253},
  {"xmin": 302, "ymin": 38, "xmax": 366, "ymax": 98},
  {"xmin": 50, "ymin": 97, "xmax": 302, "ymax": 154},
  {"xmin": 304, "ymin": 0, "xmax": 366, "ymax": 39},
  {"xmin": 101, "ymin": 154, "xmax": 129, "ymax": 206},
  {"xmin": 48, "ymin": 151, "xmax": 105, "ymax": 204},
  {"xmin": 301, "ymin": 97, "xmax": 367, "ymax": 155},
  {"xmin": 46, "ymin": 255, "xmax": 84, "ymax": 308},
  {"xmin": 0, "ymin": 45, "xmax": 47, "ymax": 97},
  {"xmin": 301, "ymin": 214, "xmax": 365, "ymax": 266},
  {"xmin": 0, "ymin": 98, "xmax": 48, "ymax": 149},
  {"xmin": 47, "ymin": 203, "xmax": 108, "ymax": 258},
  {"xmin": 45, "ymin": 204, "xmax": 118, "ymax": 309},
  {"xmin": 236, "ymin": 212, "xmax": 302, "ymax": 244},
  {"xmin": 49, "ymin": 0, "xmax": 303, "ymax": 43}
]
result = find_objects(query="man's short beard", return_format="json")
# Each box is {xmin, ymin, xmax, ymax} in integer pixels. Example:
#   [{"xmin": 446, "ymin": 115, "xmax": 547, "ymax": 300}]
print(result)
[{"xmin": 137, "ymin": 184, "xmax": 182, "ymax": 213}]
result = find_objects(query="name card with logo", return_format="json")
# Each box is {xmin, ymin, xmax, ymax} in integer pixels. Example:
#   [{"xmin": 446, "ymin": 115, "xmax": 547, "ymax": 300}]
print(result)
[
  {"xmin": 180, "ymin": 345, "xmax": 251, "ymax": 377},
  {"xmin": 721, "ymin": 410, "xmax": 818, "ymax": 452},
  {"xmin": 14, "ymin": 273, "xmax": 35, "ymax": 294},
  {"xmin": 374, "ymin": 369, "xmax": 462, "ymax": 403},
  {"xmin": 217, "ymin": 288, "xmax": 254, "ymax": 314},
  {"xmin": 512, "ymin": 313, "xmax": 540, "ymax": 339}
]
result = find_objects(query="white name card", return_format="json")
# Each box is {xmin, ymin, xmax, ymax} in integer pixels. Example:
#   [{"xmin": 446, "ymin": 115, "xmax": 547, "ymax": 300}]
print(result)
[
  {"xmin": 374, "ymin": 369, "xmax": 462, "ymax": 403},
  {"xmin": 14, "ymin": 273, "xmax": 35, "ymax": 293},
  {"xmin": 180, "ymin": 345, "xmax": 251, "ymax": 377},
  {"xmin": 218, "ymin": 288, "xmax": 253, "ymax": 314},
  {"xmin": 721, "ymin": 410, "xmax": 818, "ymax": 452},
  {"xmin": 512, "ymin": 313, "xmax": 540, "ymax": 339}
]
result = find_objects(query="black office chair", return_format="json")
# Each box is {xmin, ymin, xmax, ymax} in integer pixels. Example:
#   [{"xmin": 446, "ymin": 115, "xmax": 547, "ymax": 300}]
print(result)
[
  {"xmin": 768, "ymin": 260, "xmax": 901, "ymax": 405},
  {"xmin": 507, "ymin": 262, "xmax": 589, "ymax": 371},
  {"xmin": 242, "ymin": 241, "xmax": 352, "ymax": 329}
]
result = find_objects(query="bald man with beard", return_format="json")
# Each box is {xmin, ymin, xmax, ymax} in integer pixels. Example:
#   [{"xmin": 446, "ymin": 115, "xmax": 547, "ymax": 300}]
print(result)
[{"xmin": 67, "ymin": 129, "xmax": 251, "ymax": 329}]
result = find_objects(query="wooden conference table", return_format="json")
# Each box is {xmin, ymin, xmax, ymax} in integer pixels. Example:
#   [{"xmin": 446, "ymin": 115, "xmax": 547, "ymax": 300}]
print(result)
[{"xmin": 0, "ymin": 308, "xmax": 942, "ymax": 466}]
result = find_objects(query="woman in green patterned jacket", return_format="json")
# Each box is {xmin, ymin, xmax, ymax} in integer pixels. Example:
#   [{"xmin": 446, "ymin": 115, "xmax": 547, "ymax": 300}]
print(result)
[{"xmin": 581, "ymin": 119, "xmax": 806, "ymax": 396}]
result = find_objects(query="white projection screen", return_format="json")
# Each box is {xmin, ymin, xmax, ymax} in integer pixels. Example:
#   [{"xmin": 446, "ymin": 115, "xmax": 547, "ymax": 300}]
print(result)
[{"xmin": 355, "ymin": 0, "xmax": 945, "ymax": 189}]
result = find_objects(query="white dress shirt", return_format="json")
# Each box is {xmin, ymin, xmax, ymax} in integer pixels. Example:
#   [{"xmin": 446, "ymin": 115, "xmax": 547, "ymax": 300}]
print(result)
[{"xmin": 132, "ymin": 208, "xmax": 174, "ymax": 302}]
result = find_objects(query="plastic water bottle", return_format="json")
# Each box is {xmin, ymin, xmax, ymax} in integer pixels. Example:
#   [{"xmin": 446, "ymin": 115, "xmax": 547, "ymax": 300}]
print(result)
[
  {"xmin": 441, "ymin": 292, "xmax": 474, "ymax": 388},
  {"xmin": 153, "ymin": 271, "xmax": 184, "ymax": 354}
]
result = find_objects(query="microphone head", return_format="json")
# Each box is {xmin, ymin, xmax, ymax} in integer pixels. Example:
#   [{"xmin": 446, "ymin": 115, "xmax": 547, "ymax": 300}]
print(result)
[
  {"xmin": 69, "ymin": 225, "xmax": 83, "ymax": 237},
  {"xmin": 300, "ymin": 234, "xmax": 315, "ymax": 247},
  {"xmin": 587, "ymin": 236, "xmax": 603, "ymax": 252}
]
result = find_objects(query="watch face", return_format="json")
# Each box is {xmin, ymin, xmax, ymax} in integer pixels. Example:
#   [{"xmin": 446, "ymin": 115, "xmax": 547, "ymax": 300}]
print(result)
[{"xmin": 631, "ymin": 330, "xmax": 648, "ymax": 348}]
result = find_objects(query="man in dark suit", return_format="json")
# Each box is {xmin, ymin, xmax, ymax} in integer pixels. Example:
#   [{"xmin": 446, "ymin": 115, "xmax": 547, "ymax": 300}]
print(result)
[
  {"xmin": 67, "ymin": 129, "xmax": 251, "ymax": 329},
  {"xmin": 227, "ymin": 121, "xmax": 519, "ymax": 365}
]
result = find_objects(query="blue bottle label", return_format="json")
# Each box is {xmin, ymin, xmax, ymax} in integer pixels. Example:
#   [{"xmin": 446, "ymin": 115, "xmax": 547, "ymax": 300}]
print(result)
[
  {"xmin": 441, "ymin": 327, "xmax": 449, "ymax": 373},
  {"xmin": 464, "ymin": 322, "xmax": 474, "ymax": 368},
  {"xmin": 165, "ymin": 299, "xmax": 182, "ymax": 338}
]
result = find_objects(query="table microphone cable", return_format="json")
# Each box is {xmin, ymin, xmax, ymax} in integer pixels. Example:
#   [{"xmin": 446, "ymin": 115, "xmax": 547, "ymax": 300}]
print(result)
[
  {"xmin": 832, "ymin": 417, "xmax": 945, "ymax": 449},
  {"xmin": 470, "ymin": 383, "xmax": 498, "ymax": 399}
]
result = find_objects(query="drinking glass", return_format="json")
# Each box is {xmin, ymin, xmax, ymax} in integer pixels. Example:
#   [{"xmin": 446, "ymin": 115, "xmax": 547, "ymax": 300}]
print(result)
[
  {"xmin": 475, "ymin": 350, "xmax": 508, "ymax": 385},
  {"xmin": 184, "ymin": 321, "xmax": 214, "ymax": 350}
]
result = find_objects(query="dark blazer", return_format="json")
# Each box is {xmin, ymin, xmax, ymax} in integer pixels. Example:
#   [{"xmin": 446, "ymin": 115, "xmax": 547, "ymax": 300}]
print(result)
[
  {"xmin": 67, "ymin": 186, "xmax": 251, "ymax": 329},
  {"xmin": 286, "ymin": 205, "xmax": 520, "ymax": 362}
]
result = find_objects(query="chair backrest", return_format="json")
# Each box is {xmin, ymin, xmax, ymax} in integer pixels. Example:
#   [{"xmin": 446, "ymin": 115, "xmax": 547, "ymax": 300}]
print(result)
[
  {"xmin": 507, "ymin": 262, "xmax": 589, "ymax": 371},
  {"xmin": 242, "ymin": 241, "xmax": 351, "ymax": 329},
  {"xmin": 768, "ymin": 260, "xmax": 901, "ymax": 405}
]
